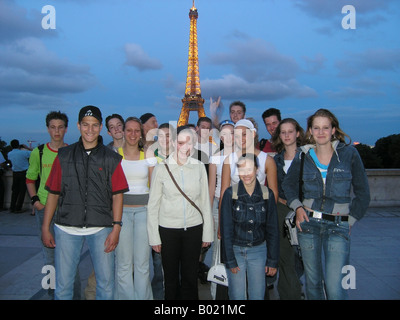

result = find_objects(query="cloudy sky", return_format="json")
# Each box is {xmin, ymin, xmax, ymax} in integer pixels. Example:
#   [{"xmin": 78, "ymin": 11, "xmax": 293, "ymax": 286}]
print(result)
[{"xmin": 0, "ymin": 0, "xmax": 399, "ymax": 146}]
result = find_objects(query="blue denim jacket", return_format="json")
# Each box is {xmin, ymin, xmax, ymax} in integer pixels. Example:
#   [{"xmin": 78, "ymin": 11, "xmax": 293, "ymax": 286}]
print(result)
[
  {"xmin": 282, "ymin": 141, "xmax": 370, "ymax": 225},
  {"xmin": 220, "ymin": 180, "xmax": 279, "ymax": 269}
]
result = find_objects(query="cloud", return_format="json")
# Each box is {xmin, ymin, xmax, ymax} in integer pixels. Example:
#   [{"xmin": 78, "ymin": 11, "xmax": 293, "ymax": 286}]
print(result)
[
  {"xmin": 293, "ymin": 0, "xmax": 396, "ymax": 19},
  {"xmin": 201, "ymin": 74, "xmax": 316, "ymax": 102},
  {"xmin": 202, "ymin": 36, "xmax": 316, "ymax": 101},
  {"xmin": 124, "ymin": 43, "xmax": 163, "ymax": 71},
  {"xmin": 0, "ymin": 0, "xmax": 95, "ymax": 109},
  {"xmin": 326, "ymin": 86, "xmax": 385, "ymax": 99},
  {"xmin": 207, "ymin": 38, "xmax": 299, "ymax": 82},
  {"xmin": 0, "ymin": 37, "xmax": 96, "ymax": 107},
  {"xmin": 0, "ymin": 0, "xmax": 57, "ymax": 43},
  {"xmin": 336, "ymin": 48, "xmax": 400, "ymax": 77},
  {"xmin": 302, "ymin": 53, "xmax": 326, "ymax": 74}
]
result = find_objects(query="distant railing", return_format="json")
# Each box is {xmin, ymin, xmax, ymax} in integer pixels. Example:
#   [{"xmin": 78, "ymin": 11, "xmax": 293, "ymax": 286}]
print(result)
[{"xmin": 1, "ymin": 169, "xmax": 399, "ymax": 210}]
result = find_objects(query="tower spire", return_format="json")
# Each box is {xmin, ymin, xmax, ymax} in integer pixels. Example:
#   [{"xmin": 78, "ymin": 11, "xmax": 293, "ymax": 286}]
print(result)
[{"xmin": 177, "ymin": 1, "xmax": 205, "ymax": 127}]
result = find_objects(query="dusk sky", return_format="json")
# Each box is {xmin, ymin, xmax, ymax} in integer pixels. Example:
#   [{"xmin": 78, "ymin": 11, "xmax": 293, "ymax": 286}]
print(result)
[{"xmin": 0, "ymin": 0, "xmax": 399, "ymax": 147}]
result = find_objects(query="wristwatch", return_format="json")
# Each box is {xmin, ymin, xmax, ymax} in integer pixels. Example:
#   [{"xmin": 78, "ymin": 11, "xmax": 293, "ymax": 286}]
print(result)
[
  {"xmin": 112, "ymin": 221, "xmax": 123, "ymax": 227},
  {"xmin": 31, "ymin": 195, "xmax": 40, "ymax": 205}
]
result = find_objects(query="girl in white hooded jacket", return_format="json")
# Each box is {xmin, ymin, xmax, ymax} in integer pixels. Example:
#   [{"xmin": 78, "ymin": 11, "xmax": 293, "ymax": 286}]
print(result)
[{"xmin": 147, "ymin": 126, "xmax": 213, "ymax": 300}]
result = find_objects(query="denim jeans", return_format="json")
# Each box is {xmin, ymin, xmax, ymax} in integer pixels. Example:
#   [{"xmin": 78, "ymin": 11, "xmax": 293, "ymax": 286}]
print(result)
[
  {"xmin": 151, "ymin": 250, "xmax": 164, "ymax": 300},
  {"xmin": 54, "ymin": 226, "xmax": 114, "ymax": 300},
  {"xmin": 298, "ymin": 217, "xmax": 350, "ymax": 300},
  {"xmin": 210, "ymin": 197, "xmax": 220, "ymax": 299},
  {"xmin": 35, "ymin": 207, "xmax": 55, "ymax": 267},
  {"xmin": 36, "ymin": 207, "xmax": 81, "ymax": 299},
  {"xmin": 226, "ymin": 242, "xmax": 267, "ymax": 300},
  {"xmin": 115, "ymin": 206, "xmax": 153, "ymax": 300}
]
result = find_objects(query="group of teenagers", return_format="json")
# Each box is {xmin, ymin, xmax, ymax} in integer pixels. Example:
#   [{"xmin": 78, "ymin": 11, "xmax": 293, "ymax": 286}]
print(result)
[{"xmin": 26, "ymin": 100, "xmax": 370, "ymax": 301}]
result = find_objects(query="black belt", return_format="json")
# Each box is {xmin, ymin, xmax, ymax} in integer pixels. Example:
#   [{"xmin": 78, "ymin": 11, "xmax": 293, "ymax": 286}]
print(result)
[{"xmin": 308, "ymin": 211, "xmax": 349, "ymax": 222}]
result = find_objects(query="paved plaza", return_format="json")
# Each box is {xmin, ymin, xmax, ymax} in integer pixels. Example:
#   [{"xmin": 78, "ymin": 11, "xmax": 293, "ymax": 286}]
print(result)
[{"xmin": 0, "ymin": 206, "xmax": 399, "ymax": 300}]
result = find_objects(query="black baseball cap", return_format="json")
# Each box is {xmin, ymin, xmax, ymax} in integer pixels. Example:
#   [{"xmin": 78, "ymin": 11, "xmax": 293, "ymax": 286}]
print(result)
[{"xmin": 78, "ymin": 105, "xmax": 102, "ymax": 123}]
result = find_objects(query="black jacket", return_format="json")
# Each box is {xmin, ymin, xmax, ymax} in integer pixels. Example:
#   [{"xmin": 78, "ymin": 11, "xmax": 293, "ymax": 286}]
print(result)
[{"xmin": 55, "ymin": 136, "xmax": 124, "ymax": 228}]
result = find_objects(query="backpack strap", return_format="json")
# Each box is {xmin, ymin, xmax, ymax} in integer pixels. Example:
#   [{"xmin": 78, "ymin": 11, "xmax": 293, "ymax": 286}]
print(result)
[
  {"xmin": 38, "ymin": 144, "xmax": 45, "ymax": 177},
  {"xmin": 259, "ymin": 138, "xmax": 267, "ymax": 151},
  {"xmin": 232, "ymin": 183, "xmax": 239, "ymax": 200},
  {"xmin": 260, "ymin": 184, "xmax": 270, "ymax": 200},
  {"xmin": 232, "ymin": 182, "xmax": 269, "ymax": 200}
]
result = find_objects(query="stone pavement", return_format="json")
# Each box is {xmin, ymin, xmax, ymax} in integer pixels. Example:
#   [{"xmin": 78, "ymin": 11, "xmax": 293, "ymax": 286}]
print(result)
[{"xmin": 0, "ymin": 207, "xmax": 399, "ymax": 300}]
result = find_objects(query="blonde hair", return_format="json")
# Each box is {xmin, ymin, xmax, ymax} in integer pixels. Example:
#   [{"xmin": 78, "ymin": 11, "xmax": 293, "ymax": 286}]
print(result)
[{"xmin": 305, "ymin": 109, "xmax": 351, "ymax": 145}]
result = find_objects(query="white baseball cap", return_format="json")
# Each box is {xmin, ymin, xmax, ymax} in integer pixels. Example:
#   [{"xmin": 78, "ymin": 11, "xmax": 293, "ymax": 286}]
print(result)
[{"xmin": 234, "ymin": 119, "xmax": 256, "ymax": 132}]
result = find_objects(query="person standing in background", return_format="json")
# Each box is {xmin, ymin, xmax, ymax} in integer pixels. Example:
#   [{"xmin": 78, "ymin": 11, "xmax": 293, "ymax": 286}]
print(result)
[
  {"xmin": 271, "ymin": 118, "xmax": 305, "ymax": 300},
  {"xmin": 26, "ymin": 111, "xmax": 82, "ymax": 299},
  {"xmin": 0, "ymin": 151, "xmax": 7, "ymax": 212},
  {"xmin": 115, "ymin": 117, "xmax": 157, "ymax": 300},
  {"xmin": 8, "ymin": 139, "xmax": 31, "ymax": 213},
  {"xmin": 208, "ymin": 120, "xmax": 234, "ymax": 299},
  {"xmin": 105, "ymin": 114, "xmax": 125, "ymax": 152}
]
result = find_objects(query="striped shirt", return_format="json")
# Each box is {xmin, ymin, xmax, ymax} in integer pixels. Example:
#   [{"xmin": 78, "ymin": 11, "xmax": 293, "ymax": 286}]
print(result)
[{"xmin": 309, "ymin": 149, "xmax": 328, "ymax": 184}]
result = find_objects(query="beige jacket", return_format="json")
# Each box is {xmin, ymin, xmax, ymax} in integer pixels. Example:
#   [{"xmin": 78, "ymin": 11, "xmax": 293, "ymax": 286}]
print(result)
[{"xmin": 147, "ymin": 153, "xmax": 214, "ymax": 246}]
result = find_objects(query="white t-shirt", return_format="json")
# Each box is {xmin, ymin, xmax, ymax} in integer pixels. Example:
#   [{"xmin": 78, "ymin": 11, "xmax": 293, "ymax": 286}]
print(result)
[
  {"xmin": 210, "ymin": 150, "xmax": 230, "ymax": 199},
  {"xmin": 283, "ymin": 159, "xmax": 293, "ymax": 174},
  {"xmin": 122, "ymin": 156, "xmax": 157, "ymax": 195},
  {"xmin": 229, "ymin": 151, "xmax": 268, "ymax": 185}
]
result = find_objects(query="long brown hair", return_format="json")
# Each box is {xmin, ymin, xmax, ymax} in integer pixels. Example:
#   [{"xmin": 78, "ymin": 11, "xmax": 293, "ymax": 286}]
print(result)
[
  {"xmin": 305, "ymin": 109, "xmax": 351, "ymax": 145},
  {"xmin": 272, "ymin": 118, "xmax": 305, "ymax": 153}
]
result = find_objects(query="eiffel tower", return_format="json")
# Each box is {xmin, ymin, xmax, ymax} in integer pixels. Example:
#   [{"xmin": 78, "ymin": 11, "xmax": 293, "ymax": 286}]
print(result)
[{"xmin": 177, "ymin": 0, "xmax": 206, "ymax": 127}]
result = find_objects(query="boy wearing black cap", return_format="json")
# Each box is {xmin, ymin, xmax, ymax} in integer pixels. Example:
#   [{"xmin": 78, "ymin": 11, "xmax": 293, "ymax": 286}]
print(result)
[{"xmin": 42, "ymin": 105, "xmax": 129, "ymax": 300}]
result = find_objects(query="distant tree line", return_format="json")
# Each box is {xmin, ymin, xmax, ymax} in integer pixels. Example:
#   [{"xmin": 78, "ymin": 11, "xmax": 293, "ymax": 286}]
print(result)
[{"xmin": 355, "ymin": 134, "xmax": 400, "ymax": 169}]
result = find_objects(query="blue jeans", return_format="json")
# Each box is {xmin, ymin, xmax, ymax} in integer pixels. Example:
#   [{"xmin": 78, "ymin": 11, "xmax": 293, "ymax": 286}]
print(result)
[
  {"xmin": 298, "ymin": 217, "xmax": 350, "ymax": 300},
  {"xmin": 35, "ymin": 207, "xmax": 55, "ymax": 267},
  {"xmin": 226, "ymin": 242, "xmax": 267, "ymax": 300},
  {"xmin": 210, "ymin": 197, "xmax": 220, "ymax": 299},
  {"xmin": 54, "ymin": 226, "xmax": 114, "ymax": 300},
  {"xmin": 151, "ymin": 250, "xmax": 164, "ymax": 300},
  {"xmin": 115, "ymin": 206, "xmax": 153, "ymax": 300},
  {"xmin": 35, "ymin": 207, "xmax": 81, "ymax": 299}
]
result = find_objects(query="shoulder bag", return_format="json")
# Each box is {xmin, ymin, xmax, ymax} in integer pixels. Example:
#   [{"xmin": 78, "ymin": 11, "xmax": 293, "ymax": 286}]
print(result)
[
  {"xmin": 284, "ymin": 152, "xmax": 305, "ymax": 246},
  {"xmin": 207, "ymin": 238, "xmax": 228, "ymax": 286}
]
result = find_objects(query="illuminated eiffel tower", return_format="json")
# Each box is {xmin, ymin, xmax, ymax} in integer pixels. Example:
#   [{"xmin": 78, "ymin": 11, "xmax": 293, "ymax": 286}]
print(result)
[{"xmin": 177, "ymin": 0, "xmax": 206, "ymax": 127}]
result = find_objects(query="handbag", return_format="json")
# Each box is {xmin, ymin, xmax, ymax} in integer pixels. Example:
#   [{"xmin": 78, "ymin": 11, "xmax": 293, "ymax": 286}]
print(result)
[
  {"xmin": 164, "ymin": 163, "xmax": 203, "ymax": 222},
  {"xmin": 284, "ymin": 152, "xmax": 305, "ymax": 246},
  {"xmin": 207, "ymin": 239, "xmax": 228, "ymax": 286},
  {"xmin": 284, "ymin": 210, "xmax": 299, "ymax": 246}
]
